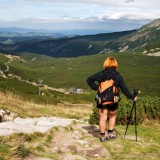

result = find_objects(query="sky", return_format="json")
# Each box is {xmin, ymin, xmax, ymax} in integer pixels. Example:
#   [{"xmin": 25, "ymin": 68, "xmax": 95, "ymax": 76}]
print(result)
[{"xmin": 0, "ymin": 0, "xmax": 160, "ymax": 32}]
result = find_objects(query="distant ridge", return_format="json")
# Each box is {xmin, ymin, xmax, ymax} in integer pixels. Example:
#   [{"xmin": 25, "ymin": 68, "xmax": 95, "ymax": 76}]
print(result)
[
  {"xmin": 0, "ymin": 18, "xmax": 159, "ymax": 57},
  {"xmin": 0, "ymin": 27, "xmax": 112, "ymax": 35},
  {"xmin": 0, "ymin": 30, "xmax": 135, "ymax": 57}
]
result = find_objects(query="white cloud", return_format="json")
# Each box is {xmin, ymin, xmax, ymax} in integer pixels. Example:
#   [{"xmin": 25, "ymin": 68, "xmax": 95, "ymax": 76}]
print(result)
[
  {"xmin": 0, "ymin": 0, "xmax": 160, "ymax": 31},
  {"xmin": 102, "ymin": 12, "xmax": 160, "ymax": 20},
  {"xmin": 125, "ymin": 0, "xmax": 135, "ymax": 3},
  {"xmin": 26, "ymin": 0, "xmax": 160, "ymax": 8}
]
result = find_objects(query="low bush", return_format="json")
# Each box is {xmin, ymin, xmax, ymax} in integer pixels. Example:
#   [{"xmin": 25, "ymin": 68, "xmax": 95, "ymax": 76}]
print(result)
[{"xmin": 89, "ymin": 95, "xmax": 160, "ymax": 125}]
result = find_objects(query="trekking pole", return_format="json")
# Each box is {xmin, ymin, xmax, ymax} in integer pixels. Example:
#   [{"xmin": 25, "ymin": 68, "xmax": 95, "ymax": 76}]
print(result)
[
  {"xmin": 134, "ymin": 98, "xmax": 137, "ymax": 141},
  {"xmin": 124, "ymin": 101, "xmax": 135, "ymax": 138},
  {"xmin": 124, "ymin": 89, "xmax": 138, "ymax": 141}
]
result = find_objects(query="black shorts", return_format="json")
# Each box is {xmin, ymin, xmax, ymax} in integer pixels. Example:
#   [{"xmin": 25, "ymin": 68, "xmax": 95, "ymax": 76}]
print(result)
[{"xmin": 97, "ymin": 103, "xmax": 118, "ymax": 111}]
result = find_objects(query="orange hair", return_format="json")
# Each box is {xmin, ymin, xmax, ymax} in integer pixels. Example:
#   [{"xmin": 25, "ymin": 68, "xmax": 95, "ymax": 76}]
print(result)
[{"xmin": 103, "ymin": 57, "xmax": 118, "ymax": 70}]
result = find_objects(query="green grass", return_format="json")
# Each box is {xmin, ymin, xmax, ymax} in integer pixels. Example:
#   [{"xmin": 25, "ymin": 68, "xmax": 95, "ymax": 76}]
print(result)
[
  {"xmin": 0, "ymin": 52, "xmax": 160, "ymax": 105},
  {"xmin": 9, "ymin": 53, "xmax": 160, "ymax": 95},
  {"xmin": 0, "ymin": 129, "xmax": 59, "ymax": 160},
  {"xmin": 0, "ymin": 76, "xmax": 93, "ymax": 104},
  {"xmin": 103, "ymin": 123, "xmax": 160, "ymax": 160},
  {"xmin": 0, "ymin": 53, "xmax": 8, "ymax": 70}
]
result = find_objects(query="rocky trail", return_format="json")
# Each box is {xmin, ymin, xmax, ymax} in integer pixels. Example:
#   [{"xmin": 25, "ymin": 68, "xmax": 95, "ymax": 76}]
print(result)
[
  {"xmin": 0, "ymin": 116, "xmax": 111, "ymax": 160},
  {"xmin": 0, "ymin": 114, "xmax": 159, "ymax": 160},
  {"xmin": 30, "ymin": 122, "xmax": 109, "ymax": 160},
  {"xmin": 43, "ymin": 122, "xmax": 110, "ymax": 160}
]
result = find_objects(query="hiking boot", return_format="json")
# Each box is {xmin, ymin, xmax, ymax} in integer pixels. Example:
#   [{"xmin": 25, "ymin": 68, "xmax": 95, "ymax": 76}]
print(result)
[
  {"xmin": 99, "ymin": 136, "xmax": 106, "ymax": 142},
  {"xmin": 106, "ymin": 131, "xmax": 117, "ymax": 140}
]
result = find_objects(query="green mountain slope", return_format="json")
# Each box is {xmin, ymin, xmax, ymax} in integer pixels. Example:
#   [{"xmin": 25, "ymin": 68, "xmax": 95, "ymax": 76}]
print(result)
[
  {"xmin": 103, "ymin": 18, "xmax": 160, "ymax": 53},
  {"xmin": 0, "ymin": 30, "xmax": 135, "ymax": 57}
]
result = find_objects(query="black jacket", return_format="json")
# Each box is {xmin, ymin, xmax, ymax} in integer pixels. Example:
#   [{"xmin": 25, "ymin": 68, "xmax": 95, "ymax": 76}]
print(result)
[{"xmin": 86, "ymin": 67, "xmax": 134, "ymax": 100}]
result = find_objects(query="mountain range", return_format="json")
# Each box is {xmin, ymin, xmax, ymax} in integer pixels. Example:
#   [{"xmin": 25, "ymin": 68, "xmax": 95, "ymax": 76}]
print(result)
[{"xmin": 0, "ymin": 18, "xmax": 159, "ymax": 57}]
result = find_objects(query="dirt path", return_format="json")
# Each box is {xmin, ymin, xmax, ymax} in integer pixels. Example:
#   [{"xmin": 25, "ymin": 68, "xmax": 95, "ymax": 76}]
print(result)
[
  {"xmin": 0, "ymin": 54, "xmax": 69, "ymax": 94},
  {"xmin": 24, "ymin": 119, "xmax": 110, "ymax": 160},
  {"xmin": 50, "ymin": 123, "xmax": 110, "ymax": 160}
]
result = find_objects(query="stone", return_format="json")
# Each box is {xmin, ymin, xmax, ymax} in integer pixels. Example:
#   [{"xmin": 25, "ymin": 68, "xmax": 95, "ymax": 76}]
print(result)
[{"xmin": 0, "ymin": 117, "xmax": 74, "ymax": 136}]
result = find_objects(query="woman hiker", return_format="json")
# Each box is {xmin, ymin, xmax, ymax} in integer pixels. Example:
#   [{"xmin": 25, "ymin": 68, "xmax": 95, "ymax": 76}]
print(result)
[{"xmin": 86, "ymin": 56, "xmax": 137, "ymax": 142}]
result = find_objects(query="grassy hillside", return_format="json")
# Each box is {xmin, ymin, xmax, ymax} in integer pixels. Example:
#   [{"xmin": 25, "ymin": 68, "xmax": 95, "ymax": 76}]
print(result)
[
  {"xmin": 10, "ymin": 53, "xmax": 160, "ymax": 95},
  {"xmin": 0, "ymin": 52, "xmax": 159, "ymax": 105}
]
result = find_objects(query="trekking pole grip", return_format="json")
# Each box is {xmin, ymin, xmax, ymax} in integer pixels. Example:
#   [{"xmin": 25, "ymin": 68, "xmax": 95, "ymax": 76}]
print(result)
[{"xmin": 134, "ymin": 89, "xmax": 138, "ymax": 97}]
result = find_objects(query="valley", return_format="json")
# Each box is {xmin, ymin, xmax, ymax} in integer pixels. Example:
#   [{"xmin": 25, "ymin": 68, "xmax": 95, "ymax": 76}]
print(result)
[
  {"xmin": 0, "ymin": 52, "xmax": 160, "ymax": 105},
  {"xmin": 1, "ymin": 54, "xmax": 69, "ymax": 94}
]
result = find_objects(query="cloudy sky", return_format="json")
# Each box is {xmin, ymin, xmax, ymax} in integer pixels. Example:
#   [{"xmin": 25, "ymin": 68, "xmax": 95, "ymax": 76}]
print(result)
[{"xmin": 0, "ymin": 0, "xmax": 160, "ymax": 32}]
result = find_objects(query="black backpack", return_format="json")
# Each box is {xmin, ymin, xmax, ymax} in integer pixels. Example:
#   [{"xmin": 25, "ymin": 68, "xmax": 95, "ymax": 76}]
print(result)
[{"xmin": 96, "ymin": 74, "xmax": 119, "ymax": 106}]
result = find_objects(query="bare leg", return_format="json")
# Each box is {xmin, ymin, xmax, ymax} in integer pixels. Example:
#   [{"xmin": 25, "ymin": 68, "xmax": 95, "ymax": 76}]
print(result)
[
  {"xmin": 98, "ymin": 108, "xmax": 108, "ymax": 133},
  {"xmin": 108, "ymin": 110, "xmax": 117, "ymax": 130}
]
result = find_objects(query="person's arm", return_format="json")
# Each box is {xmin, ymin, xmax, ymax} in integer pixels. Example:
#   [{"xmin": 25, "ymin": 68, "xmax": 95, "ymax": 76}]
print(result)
[
  {"xmin": 118, "ymin": 74, "xmax": 134, "ymax": 100},
  {"xmin": 86, "ymin": 71, "xmax": 104, "ymax": 91}
]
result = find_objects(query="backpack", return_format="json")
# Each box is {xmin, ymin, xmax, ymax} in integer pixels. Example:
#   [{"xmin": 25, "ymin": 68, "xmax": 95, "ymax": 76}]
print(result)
[{"xmin": 96, "ymin": 78, "xmax": 119, "ymax": 106}]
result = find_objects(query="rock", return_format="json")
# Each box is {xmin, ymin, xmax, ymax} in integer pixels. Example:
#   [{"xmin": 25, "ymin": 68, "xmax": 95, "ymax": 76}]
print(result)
[
  {"xmin": 63, "ymin": 153, "xmax": 87, "ymax": 160},
  {"xmin": 76, "ymin": 140, "xmax": 87, "ymax": 145},
  {"xmin": 94, "ymin": 154, "xmax": 99, "ymax": 157},
  {"xmin": 0, "ymin": 117, "xmax": 74, "ymax": 136},
  {"xmin": 74, "ymin": 130, "xmax": 79, "ymax": 134},
  {"xmin": 73, "ymin": 136, "xmax": 79, "ymax": 139},
  {"xmin": 52, "ymin": 147, "xmax": 59, "ymax": 151},
  {"xmin": 0, "ymin": 109, "xmax": 14, "ymax": 122},
  {"xmin": 25, "ymin": 155, "xmax": 52, "ymax": 160},
  {"xmin": 84, "ymin": 145, "xmax": 90, "ymax": 148}
]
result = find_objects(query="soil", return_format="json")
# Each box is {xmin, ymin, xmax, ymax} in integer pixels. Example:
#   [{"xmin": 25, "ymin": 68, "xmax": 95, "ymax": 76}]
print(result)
[{"xmin": 23, "ymin": 120, "xmax": 110, "ymax": 160}]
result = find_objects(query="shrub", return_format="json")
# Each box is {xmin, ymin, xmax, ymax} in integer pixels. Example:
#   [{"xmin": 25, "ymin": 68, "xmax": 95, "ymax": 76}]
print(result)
[
  {"xmin": 138, "ymin": 96, "xmax": 160, "ymax": 120},
  {"xmin": 117, "ymin": 96, "xmax": 145, "ymax": 125},
  {"xmin": 88, "ymin": 95, "xmax": 160, "ymax": 125},
  {"xmin": 88, "ymin": 102, "xmax": 99, "ymax": 125}
]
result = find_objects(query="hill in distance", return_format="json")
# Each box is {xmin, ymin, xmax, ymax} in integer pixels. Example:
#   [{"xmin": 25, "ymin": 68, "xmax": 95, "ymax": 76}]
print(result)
[
  {"xmin": 0, "ymin": 27, "xmax": 112, "ymax": 35},
  {"xmin": 0, "ymin": 29, "xmax": 136, "ymax": 57},
  {"xmin": 0, "ymin": 27, "xmax": 113, "ymax": 44},
  {"xmin": 0, "ymin": 18, "xmax": 159, "ymax": 58}
]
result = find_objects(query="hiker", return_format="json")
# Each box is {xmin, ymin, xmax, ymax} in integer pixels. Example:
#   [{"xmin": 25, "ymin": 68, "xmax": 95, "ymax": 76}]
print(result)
[{"xmin": 86, "ymin": 56, "xmax": 137, "ymax": 142}]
